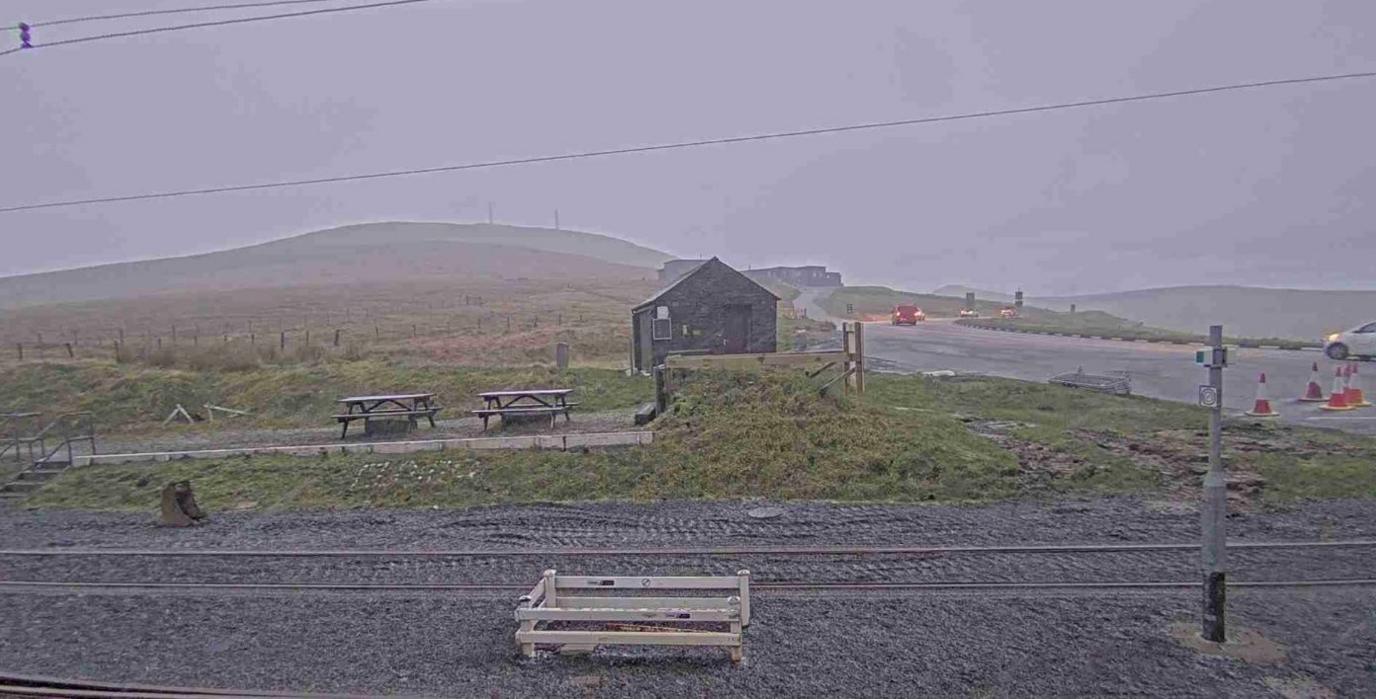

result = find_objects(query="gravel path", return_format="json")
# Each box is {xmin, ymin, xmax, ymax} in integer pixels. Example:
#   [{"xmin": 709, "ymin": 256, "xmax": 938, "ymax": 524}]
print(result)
[
  {"xmin": 3, "ymin": 497, "xmax": 1375, "ymax": 551},
  {"xmin": 2, "ymin": 498, "xmax": 1375, "ymax": 696},
  {"xmin": 96, "ymin": 409, "xmax": 636, "ymax": 454}
]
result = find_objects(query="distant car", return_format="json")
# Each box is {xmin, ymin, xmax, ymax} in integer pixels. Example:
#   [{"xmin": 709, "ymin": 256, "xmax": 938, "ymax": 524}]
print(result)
[
  {"xmin": 958, "ymin": 309, "xmax": 979, "ymax": 318},
  {"xmin": 892, "ymin": 305, "xmax": 926, "ymax": 325},
  {"xmin": 999, "ymin": 307, "xmax": 1019, "ymax": 319},
  {"xmin": 1324, "ymin": 321, "xmax": 1376, "ymax": 360}
]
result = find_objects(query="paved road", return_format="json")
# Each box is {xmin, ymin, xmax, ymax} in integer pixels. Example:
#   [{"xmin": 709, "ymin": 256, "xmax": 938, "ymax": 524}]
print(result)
[{"xmin": 795, "ymin": 288, "xmax": 1376, "ymax": 435}]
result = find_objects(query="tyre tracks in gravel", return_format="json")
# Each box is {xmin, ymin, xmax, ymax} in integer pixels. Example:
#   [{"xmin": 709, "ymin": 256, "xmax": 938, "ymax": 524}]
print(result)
[{"xmin": 4, "ymin": 544, "xmax": 1375, "ymax": 589}]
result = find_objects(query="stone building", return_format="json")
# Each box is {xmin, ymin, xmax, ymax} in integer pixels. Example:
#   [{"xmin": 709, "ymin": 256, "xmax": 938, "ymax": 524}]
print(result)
[
  {"xmin": 631, "ymin": 258, "xmax": 779, "ymax": 372},
  {"xmin": 657, "ymin": 259, "xmax": 710, "ymax": 283},
  {"xmin": 745, "ymin": 265, "xmax": 842, "ymax": 287}
]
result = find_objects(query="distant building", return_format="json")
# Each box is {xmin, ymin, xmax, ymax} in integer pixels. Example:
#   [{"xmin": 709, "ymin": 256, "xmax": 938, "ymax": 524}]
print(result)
[
  {"xmin": 657, "ymin": 259, "xmax": 710, "ymax": 283},
  {"xmin": 631, "ymin": 258, "xmax": 780, "ymax": 372},
  {"xmin": 745, "ymin": 265, "xmax": 842, "ymax": 288}
]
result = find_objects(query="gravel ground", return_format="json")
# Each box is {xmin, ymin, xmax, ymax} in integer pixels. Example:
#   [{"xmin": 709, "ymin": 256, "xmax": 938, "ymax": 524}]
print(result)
[
  {"xmin": 95, "ymin": 409, "xmax": 636, "ymax": 454},
  {"xmin": 2, "ymin": 498, "xmax": 1375, "ymax": 696},
  {"xmin": 1, "ymin": 588, "xmax": 1372, "ymax": 697},
  {"xmin": 3, "ymin": 497, "xmax": 1375, "ymax": 551}
]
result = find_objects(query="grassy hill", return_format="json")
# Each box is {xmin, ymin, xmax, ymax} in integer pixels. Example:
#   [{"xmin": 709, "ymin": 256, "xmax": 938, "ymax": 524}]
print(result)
[
  {"xmin": 936, "ymin": 284, "xmax": 1376, "ymax": 340},
  {"xmin": 1034, "ymin": 286, "xmax": 1376, "ymax": 341},
  {"xmin": 0, "ymin": 222, "xmax": 672, "ymax": 309}
]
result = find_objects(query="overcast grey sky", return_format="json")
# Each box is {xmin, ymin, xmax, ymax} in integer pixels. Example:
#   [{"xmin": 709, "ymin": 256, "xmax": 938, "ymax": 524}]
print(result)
[{"xmin": 3, "ymin": 0, "xmax": 1373, "ymax": 294}]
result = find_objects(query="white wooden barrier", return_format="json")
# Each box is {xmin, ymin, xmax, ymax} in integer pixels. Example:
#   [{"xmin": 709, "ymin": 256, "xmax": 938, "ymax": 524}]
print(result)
[{"xmin": 514, "ymin": 568, "xmax": 750, "ymax": 663}]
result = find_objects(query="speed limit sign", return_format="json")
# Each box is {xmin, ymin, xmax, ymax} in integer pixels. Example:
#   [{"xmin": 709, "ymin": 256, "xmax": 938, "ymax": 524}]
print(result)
[{"xmin": 1198, "ymin": 385, "xmax": 1219, "ymax": 408}]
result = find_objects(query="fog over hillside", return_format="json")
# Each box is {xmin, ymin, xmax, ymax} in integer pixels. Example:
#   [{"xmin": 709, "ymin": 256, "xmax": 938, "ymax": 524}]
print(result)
[
  {"xmin": 935, "ymin": 284, "xmax": 1376, "ymax": 339},
  {"xmin": 0, "ymin": 223, "xmax": 664, "ymax": 309}
]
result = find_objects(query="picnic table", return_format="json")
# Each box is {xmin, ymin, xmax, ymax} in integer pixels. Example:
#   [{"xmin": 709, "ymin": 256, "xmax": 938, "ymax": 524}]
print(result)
[
  {"xmin": 473, "ymin": 389, "xmax": 577, "ymax": 431},
  {"xmin": 334, "ymin": 393, "xmax": 441, "ymax": 438}
]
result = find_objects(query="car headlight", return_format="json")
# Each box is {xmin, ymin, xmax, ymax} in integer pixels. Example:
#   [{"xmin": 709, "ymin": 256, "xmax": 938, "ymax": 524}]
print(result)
[{"xmin": 1327, "ymin": 333, "xmax": 1341, "ymax": 343}]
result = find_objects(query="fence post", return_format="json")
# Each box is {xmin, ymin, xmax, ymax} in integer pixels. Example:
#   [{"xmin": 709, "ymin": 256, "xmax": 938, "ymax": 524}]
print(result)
[
  {"xmin": 64, "ymin": 342, "xmax": 74, "ymax": 358},
  {"xmin": 334, "ymin": 329, "xmax": 341, "ymax": 347},
  {"xmin": 280, "ymin": 331, "xmax": 286, "ymax": 351},
  {"xmin": 16, "ymin": 343, "xmax": 22, "ymax": 361},
  {"xmin": 555, "ymin": 342, "xmax": 570, "ymax": 370},
  {"xmin": 654, "ymin": 365, "xmax": 669, "ymax": 415}
]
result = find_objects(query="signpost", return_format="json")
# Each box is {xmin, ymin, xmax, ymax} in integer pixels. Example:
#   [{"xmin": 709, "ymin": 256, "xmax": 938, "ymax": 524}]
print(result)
[{"xmin": 1199, "ymin": 325, "xmax": 1227, "ymax": 642}]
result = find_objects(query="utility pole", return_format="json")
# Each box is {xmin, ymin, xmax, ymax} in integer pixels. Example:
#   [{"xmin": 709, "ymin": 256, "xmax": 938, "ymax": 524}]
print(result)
[
  {"xmin": 1200, "ymin": 324, "xmax": 1228, "ymax": 642},
  {"xmin": 487, "ymin": 201, "xmax": 494, "ymax": 224}
]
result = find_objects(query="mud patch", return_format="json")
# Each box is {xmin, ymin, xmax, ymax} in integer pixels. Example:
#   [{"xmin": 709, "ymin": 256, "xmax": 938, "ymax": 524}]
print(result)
[{"xmin": 1168, "ymin": 621, "xmax": 1286, "ymax": 665}]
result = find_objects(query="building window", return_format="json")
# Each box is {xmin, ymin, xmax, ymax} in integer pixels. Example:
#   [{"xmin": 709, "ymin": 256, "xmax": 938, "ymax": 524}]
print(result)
[{"xmin": 652, "ymin": 307, "xmax": 672, "ymax": 341}]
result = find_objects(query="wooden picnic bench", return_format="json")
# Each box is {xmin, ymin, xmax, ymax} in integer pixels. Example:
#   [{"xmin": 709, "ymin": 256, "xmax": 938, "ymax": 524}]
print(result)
[
  {"xmin": 473, "ymin": 388, "xmax": 577, "ymax": 431},
  {"xmin": 334, "ymin": 393, "xmax": 441, "ymax": 438}
]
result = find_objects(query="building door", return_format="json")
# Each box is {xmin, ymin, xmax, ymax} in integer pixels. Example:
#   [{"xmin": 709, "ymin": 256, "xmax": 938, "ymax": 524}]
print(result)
[
  {"xmin": 723, "ymin": 305, "xmax": 751, "ymax": 354},
  {"xmin": 636, "ymin": 310, "xmax": 655, "ymax": 371}
]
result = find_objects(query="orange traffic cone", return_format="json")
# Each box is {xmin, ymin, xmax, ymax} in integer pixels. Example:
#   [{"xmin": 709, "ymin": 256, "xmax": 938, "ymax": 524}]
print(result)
[
  {"xmin": 1321, "ymin": 367, "xmax": 1353, "ymax": 411},
  {"xmin": 1298, "ymin": 361, "xmax": 1326, "ymax": 402},
  {"xmin": 1244, "ymin": 372, "xmax": 1280, "ymax": 417},
  {"xmin": 1346, "ymin": 362, "xmax": 1371, "ymax": 408}
]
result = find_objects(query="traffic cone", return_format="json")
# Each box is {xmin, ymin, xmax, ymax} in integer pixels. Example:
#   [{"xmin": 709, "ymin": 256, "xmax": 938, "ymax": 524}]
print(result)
[
  {"xmin": 1298, "ymin": 361, "xmax": 1326, "ymax": 402},
  {"xmin": 1244, "ymin": 372, "xmax": 1280, "ymax": 417},
  {"xmin": 1321, "ymin": 367, "xmax": 1353, "ymax": 411},
  {"xmin": 1346, "ymin": 362, "xmax": 1371, "ymax": 408}
]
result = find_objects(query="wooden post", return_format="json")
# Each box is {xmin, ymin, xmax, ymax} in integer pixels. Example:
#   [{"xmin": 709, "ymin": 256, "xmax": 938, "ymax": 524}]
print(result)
[
  {"xmin": 854, "ymin": 322, "xmax": 865, "ymax": 395},
  {"xmin": 157, "ymin": 337, "xmax": 162, "ymax": 350},
  {"xmin": 280, "ymin": 331, "xmax": 286, "ymax": 351},
  {"xmin": 374, "ymin": 324, "xmax": 380, "ymax": 340},
  {"xmin": 334, "ymin": 329, "xmax": 341, "ymax": 347},
  {"xmin": 506, "ymin": 315, "xmax": 512, "ymax": 333},
  {"xmin": 555, "ymin": 342, "xmax": 570, "ymax": 370},
  {"xmin": 250, "ymin": 333, "xmax": 256, "ymax": 346},
  {"xmin": 64, "ymin": 342, "xmax": 74, "ymax": 358},
  {"xmin": 118, "ymin": 327, "xmax": 125, "ymax": 343},
  {"xmin": 171, "ymin": 325, "xmax": 177, "ymax": 344},
  {"xmin": 411, "ymin": 324, "xmax": 417, "ymax": 338},
  {"xmin": 654, "ymin": 365, "xmax": 669, "ymax": 414},
  {"xmin": 15, "ymin": 343, "xmax": 22, "ymax": 361},
  {"xmin": 542, "ymin": 569, "xmax": 557, "ymax": 609}
]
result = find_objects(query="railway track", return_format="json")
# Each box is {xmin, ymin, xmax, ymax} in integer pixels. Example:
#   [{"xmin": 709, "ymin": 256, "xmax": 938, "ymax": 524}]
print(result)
[
  {"xmin": 3, "ymin": 538, "xmax": 1373, "ymax": 557},
  {"xmin": 0, "ymin": 670, "xmax": 366, "ymax": 699},
  {"xmin": 3, "ymin": 540, "xmax": 1375, "ymax": 593}
]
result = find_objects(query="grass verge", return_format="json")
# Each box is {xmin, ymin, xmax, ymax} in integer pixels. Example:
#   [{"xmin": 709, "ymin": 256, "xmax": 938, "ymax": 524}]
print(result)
[
  {"xmin": 22, "ymin": 371, "xmax": 1376, "ymax": 511},
  {"xmin": 0, "ymin": 360, "xmax": 651, "ymax": 432}
]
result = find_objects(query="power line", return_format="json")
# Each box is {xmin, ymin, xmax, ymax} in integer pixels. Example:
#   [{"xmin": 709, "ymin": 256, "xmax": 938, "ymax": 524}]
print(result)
[
  {"xmin": 7, "ymin": 0, "xmax": 442, "ymax": 53},
  {"xmin": 2, "ymin": 70, "xmax": 1373, "ymax": 215},
  {"xmin": 30, "ymin": 1, "xmax": 343, "ymax": 28}
]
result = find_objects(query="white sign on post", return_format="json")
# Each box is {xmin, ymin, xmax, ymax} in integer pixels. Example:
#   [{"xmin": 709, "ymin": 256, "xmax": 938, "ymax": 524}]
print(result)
[{"xmin": 1198, "ymin": 385, "xmax": 1220, "ymax": 409}]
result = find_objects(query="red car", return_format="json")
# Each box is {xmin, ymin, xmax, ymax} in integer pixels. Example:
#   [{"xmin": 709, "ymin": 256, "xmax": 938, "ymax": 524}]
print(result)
[{"xmin": 892, "ymin": 305, "xmax": 926, "ymax": 325}]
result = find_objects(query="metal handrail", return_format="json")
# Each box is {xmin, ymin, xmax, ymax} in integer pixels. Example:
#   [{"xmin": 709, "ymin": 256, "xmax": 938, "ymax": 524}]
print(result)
[{"xmin": 15, "ymin": 413, "xmax": 95, "ymax": 466}]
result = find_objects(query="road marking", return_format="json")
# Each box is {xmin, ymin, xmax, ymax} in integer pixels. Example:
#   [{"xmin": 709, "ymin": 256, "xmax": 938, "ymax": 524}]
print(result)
[{"xmin": 1304, "ymin": 416, "xmax": 1376, "ymax": 421}]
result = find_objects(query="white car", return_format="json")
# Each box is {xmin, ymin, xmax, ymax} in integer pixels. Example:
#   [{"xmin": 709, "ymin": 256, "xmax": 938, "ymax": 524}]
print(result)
[{"xmin": 1324, "ymin": 321, "xmax": 1376, "ymax": 360}]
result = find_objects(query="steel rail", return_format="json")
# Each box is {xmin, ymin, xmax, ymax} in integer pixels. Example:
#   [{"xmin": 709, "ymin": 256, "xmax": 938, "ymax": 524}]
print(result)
[
  {"xmin": 0, "ymin": 668, "xmax": 372, "ymax": 698},
  {"xmin": 2, "ymin": 579, "xmax": 1375, "ymax": 593},
  {"xmin": 2, "ymin": 539, "xmax": 1373, "ymax": 558}
]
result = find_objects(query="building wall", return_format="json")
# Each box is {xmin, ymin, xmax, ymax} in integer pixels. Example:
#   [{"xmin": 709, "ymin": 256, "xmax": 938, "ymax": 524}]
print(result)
[
  {"xmin": 633, "ymin": 260, "xmax": 777, "ymax": 370},
  {"xmin": 657, "ymin": 259, "xmax": 709, "ymax": 283},
  {"xmin": 748, "ymin": 265, "xmax": 843, "ymax": 287}
]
